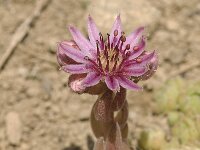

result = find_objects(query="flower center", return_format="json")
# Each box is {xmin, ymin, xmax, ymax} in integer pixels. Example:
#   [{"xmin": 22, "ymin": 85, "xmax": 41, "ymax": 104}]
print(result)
[{"xmin": 85, "ymin": 30, "xmax": 132, "ymax": 75}]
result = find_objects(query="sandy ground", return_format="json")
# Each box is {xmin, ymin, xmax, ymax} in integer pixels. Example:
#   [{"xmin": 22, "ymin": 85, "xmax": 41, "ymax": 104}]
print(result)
[{"xmin": 0, "ymin": 0, "xmax": 200, "ymax": 149}]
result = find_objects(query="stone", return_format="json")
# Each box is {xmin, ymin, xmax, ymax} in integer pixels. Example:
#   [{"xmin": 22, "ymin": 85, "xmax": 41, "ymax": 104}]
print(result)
[
  {"xmin": 138, "ymin": 128, "xmax": 166, "ymax": 150},
  {"xmin": 5, "ymin": 112, "xmax": 22, "ymax": 145}
]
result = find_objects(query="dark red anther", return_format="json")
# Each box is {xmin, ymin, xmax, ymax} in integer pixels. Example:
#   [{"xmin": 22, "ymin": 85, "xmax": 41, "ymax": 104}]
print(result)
[
  {"xmin": 125, "ymin": 51, "xmax": 131, "ymax": 58},
  {"xmin": 111, "ymin": 43, "xmax": 114, "ymax": 49},
  {"xmin": 126, "ymin": 44, "xmax": 130, "ymax": 50},
  {"xmin": 107, "ymin": 33, "xmax": 111, "ymax": 49},
  {"xmin": 136, "ymin": 57, "xmax": 142, "ymax": 63},
  {"xmin": 121, "ymin": 36, "xmax": 126, "ymax": 42},
  {"xmin": 121, "ymin": 31, "xmax": 125, "ymax": 35},
  {"xmin": 115, "ymin": 37, "xmax": 121, "ymax": 49},
  {"xmin": 84, "ymin": 56, "xmax": 89, "ymax": 60},
  {"xmin": 133, "ymin": 46, "xmax": 139, "ymax": 51},
  {"xmin": 104, "ymin": 45, "xmax": 109, "ymax": 59},
  {"xmin": 111, "ymin": 54, "xmax": 115, "ymax": 61},
  {"xmin": 114, "ymin": 30, "xmax": 118, "ymax": 36},
  {"xmin": 119, "ymin": 36, "xmax": 126, "ymax": 51}
]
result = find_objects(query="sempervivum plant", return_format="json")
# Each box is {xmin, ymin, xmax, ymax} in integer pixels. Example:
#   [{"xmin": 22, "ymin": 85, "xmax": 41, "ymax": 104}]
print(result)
[{"xmin": 57, "ymin": 15, "xmax": 158, "ymax": 150}]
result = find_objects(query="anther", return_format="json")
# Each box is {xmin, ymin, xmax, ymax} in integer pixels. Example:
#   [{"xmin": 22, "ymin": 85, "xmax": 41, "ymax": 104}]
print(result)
[
  {"xmin": 121, "ymin": 36, "xmax": 126, "ymax": 42},
  {"xmin": 133, "ymin": 46, "xmax": 139, "ymax": 51},
  {"xmin": 126, "ymin": 44, "xmax": 130, "ymax": 50},
  {"xmin": 126, "ymin": 51, "xmax": 131, "ymax": 57},
  {"xmin": 136, "ymin": 57, "xmax": 142, "ymax": 63},
  {"xmin": 107, "ymin": 33, "xmax": 111, "ymax": 49},
  {"xmin": 114, "ymin": 30, "xmax": 118, "ymax": 36},
  {"xmin": 84, "ymin": 56, "xmax": 89, "ymax": 60}
]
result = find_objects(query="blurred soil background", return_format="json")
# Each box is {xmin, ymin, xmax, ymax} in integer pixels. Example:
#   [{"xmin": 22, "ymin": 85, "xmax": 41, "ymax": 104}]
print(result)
[{"xmin": 0, "ymin": 0, "xmax": 200, "ymax": 150}]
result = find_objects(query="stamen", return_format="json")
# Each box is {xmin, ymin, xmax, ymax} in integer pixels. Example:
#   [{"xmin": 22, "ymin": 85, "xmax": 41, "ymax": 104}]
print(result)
[
  {"xmin": 111, "ymin": 54, "xmax": 115, "ymax": 61},
  {"xmin": 105, "ymin": 59, "xmax": 109, "ymax": 72},
  {"xmin": 121, "ymin": 36, "xmax": 126, "ymax": 42},
  {"xmin": 133, "ymin": 46, "xmax": 139, "ymax": 51},
  {"xmin": 119, "ymin": 36, "xmax": 126, "ymax": 51},
  {"xmin": 126, "ymin": 51, "xmax": 131, "ymax": 57},
  {"xmin": 123, "ymin": 44, "xmax": 130, "ymax": 55},
  {"xmin": 118, "ymin": 59, "xmax": 125, "ymax": 70},
  {"xmin": 99, "ymin": 32, "xmax": 104, "ymax": 49},
  {"xmin": 87, "ymin": 57, "xmax": 103, "ymax": 73},
  {"xmin": 84, "ymin": 56, "xmax": 89, "ymax": 60},
  {"xmin": 114, "ymin": 30, "xmax": 118, "ymax": 36},
  {"xmin": 123, "ymin": 51, "xmax": 131, "ymax": 59},
  {"xmin": 96, "ymin": 40, "xmax": 100, "ymax": 57},
  {"xmin": 136, "ymin": 57, "xmax": 142, "ymax": 63},
  {"xmin": 107, "ymin": 33, "xmax": 110, "ymax": 49},
  {"xmin": 112, "ymin": 60, "xmax": 118, "ymax": 71},
  {"xmin": 126, "ymin": 44, "xmax": 130, "ymax": 50}
]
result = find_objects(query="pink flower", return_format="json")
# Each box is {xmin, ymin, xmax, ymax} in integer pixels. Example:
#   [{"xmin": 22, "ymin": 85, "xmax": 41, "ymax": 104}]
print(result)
[{"xmin": 57, "ymin": 15, "xmax": 157, "ymax": 91}]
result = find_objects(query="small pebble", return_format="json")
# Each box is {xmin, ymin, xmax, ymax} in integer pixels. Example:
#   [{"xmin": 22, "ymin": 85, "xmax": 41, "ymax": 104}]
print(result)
[{"xmin": 6, "ymin": 112, "xmax": 22, "ymax": 146}]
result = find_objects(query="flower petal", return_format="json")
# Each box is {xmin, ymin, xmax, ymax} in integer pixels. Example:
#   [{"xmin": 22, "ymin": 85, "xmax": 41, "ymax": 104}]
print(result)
[
  {"xmin": 140, "ymin": 51, "xmax": 156, "ymax": 65},
  {"xmin": 88, "ymin": 15, "xmax": 100, "ymax": 47},
  {"xmin": 110, "ymin": 15, "xmax": 122, "ymax": 44},
  {"xmin": 69, "ymin": 26, "xmax": 94, "ymax": 55},
  {"xmin": 123, "ymin": 66, "xmax": 146, "ymax": 76},
  {"xmin": 140, "ymin": 53, "xmax": 158, "ymax": 80},
  {"xmin": 62, "ymin": 64, "xmax": 89, "ymax": 74},
  {"xmin": 59, "ymin": 41, "xmax": 87, "ymax": 63},
  {"xmin": 128, "ymin": 37, "xmax": 145, "ymax": 60},
  {"xmin": 57, "ymin": 41, "xmax": 78, "ymax": 66},
  {"xmin": 117, "ymin": 76, "xmax": 142, "ymax": 91},
  {"xmin": 124, "ymin": 26, "xmax": 144, "ymax": 49},
  {"xmin": 68, "ymin": 74, "xmax": 87, "ymax": 93},
  {"xmin": 105, "ymin": 76, "xmax": 120, "ymax": 91},
  {"xmin": 82, "ymin": 72, "xmax": 102, "ymax": 87},
  {"xmin": 123, "ymin": 51, "xmax": 155, "ymax": 69}
]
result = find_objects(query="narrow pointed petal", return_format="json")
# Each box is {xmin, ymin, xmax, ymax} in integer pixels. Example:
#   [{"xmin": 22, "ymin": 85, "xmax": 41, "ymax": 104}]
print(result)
[
  {"xmin": 128, "ymin": 38, "xmax": 145, "ymax": 60},
  {"xmin": 88, "ymin": 15, "xmax": 100, "ymax": 47},
  {"xmin": 124, "ymin": 26, "xmax": 144, "ymax": 49},
  {"xmin": 68, "ymin": 74, "xmax": 86, "ymax": 93},
  {"xmin": 62, "ymin": 64, "xmax": 90, "ymax": 74},
  {"xmin": 140, "ymin": 51, "xmax": 156, "ymax": 65},
  {"xmin": 57, "ymin": 41, "xmax": 77, "ymax": 66},
  {"xmin": 123, "ymin": 51, "xmax": 155, "ymax": 69},
  {"xmin": 59, "ymin": 42, "xmax": 87, "ymax": 63},
  {"xmin": 105, "ymin": 76, "xmax": 120, "ymax": 91},
  {"xmin": 117, "ymin": 76, "xmax": 142, "ymax": 91},
  {"xmin": 82, "ymin": 72, "xmax": 102, "ymax": 87},
  {"xmin": 140, "ymin": 52, "xmax": 158, "ymax": 80},
  {"xmin": 123, "ymin": 66, "xmax": 146, "ymax": 76},
  {"xmin": 110, "ymin": 15, "xmax": 122, "ymax": 44},
  {"xmin": 69, "ymin": 26, "xmax": 94, "ymax": 54}
]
